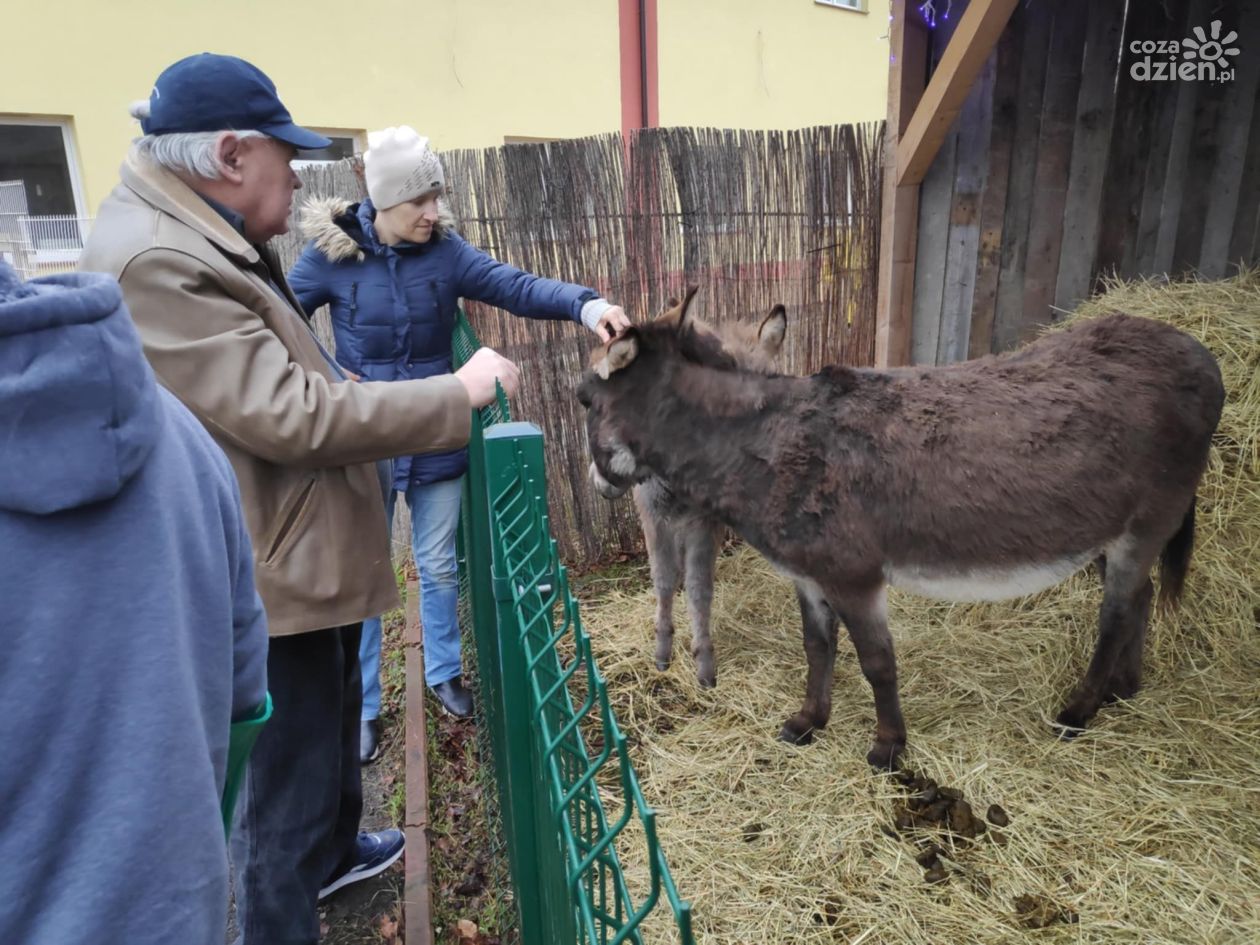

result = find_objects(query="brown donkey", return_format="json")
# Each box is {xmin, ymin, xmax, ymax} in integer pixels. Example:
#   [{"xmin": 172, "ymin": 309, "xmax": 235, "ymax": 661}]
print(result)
[
  {"xmin": 579, "ymin": 291, "xmax": 1224, "ymax": 769},
  {"xmin": 589, "ymin": 299, "xmax": 789, "ymax": 688}
]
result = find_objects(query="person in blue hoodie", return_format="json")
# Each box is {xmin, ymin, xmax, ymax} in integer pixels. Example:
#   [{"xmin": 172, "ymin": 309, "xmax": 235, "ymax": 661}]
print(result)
[
  {"xmin": 288, "ymin": 126, "xmax": 630, "ymax": 761},
  {"xmin": 0, "ymin": 260, "xmax": 269, "ymax": 945}
]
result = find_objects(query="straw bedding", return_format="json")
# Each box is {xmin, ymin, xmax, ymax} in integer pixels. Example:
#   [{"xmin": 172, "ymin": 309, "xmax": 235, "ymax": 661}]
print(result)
[{"xmin": 583, "ymin": 273, "xmax": 1260, "ymax": 944}]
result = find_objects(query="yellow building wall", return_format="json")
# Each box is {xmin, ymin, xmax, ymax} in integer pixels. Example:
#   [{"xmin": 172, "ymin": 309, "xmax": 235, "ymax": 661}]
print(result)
[
  {"xmin": 3, "ymin": 0, "xmax": 888, "ymax": 216},
  {"xmin": 2, "ymin": 0, "xmax": 621, "ymax": 213},
  {"xmin": 657, "ymin": 0, "xmax": 890, "ymax": 129}
]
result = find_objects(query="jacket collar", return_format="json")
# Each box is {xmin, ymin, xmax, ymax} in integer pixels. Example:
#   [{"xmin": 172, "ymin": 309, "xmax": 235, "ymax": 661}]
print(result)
[
  {"xmin": 199, "ymin": 192, "xmax": 249, "ymax": 240},
  {"xmin": 120, "ymin": 146, "xmax": 261, "ymax": 265},
  {"xmin": 355, "ymin": 199, "xmax": 425, "ymax": 257},
  {"xmin": 297, "ymin": 195, "xmax": 459, "ymax": 262}
]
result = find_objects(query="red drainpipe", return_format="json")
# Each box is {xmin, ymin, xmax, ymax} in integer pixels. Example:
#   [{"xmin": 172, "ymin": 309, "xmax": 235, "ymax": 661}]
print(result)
[{"xmin": 619, "ymin": 0, "xmax": 659, "ymax": 136}]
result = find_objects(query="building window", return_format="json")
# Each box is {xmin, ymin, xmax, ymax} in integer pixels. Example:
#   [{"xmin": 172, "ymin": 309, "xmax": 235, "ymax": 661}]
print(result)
[
  {"xmin": 815, "ymin": 0, "xmax": 866, "ymax": 11},
  {"xmin": 0, "ymin": 119, "xmax": 85, "ymax": 216},
  {"xmin": 0, "ymin": 118, "xmax": 88, "ymax": 277},
  {"xmin": 295, "ymin": 130, "xmax": 363, "ymax": 164}
]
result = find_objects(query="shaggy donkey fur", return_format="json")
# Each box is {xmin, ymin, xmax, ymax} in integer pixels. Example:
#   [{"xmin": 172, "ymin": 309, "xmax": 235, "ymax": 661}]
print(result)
[
  {"xmin": 580, "ymin": 292, "xmax": 1224, "ymax": 768},
  {"xmin": 589, "ymin": 294, "xmax": 789, "ymax": 688}
]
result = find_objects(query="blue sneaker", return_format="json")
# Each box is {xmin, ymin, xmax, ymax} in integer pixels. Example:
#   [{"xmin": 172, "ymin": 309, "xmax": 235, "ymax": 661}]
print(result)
[{"xmin": 318, "ymin": 829, "xmax": 405, "ymax": 900}]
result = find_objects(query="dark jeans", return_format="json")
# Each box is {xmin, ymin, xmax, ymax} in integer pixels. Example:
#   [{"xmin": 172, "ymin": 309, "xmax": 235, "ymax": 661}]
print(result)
[{"xmin": 231, "ymin": 624, "xmax": 363, "ymax": 945}]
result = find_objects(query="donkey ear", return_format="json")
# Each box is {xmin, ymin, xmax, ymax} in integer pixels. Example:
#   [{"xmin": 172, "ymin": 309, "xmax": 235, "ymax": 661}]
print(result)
[
  {"xmin": 674, "ymin": 285, "xmax": 700, "ymax": 333},
  {"xmin": 593, "ymin": 331, "xmax": 640, "ymax": 380},
  {"xmin": 656, "ymin": 285, "xmax": 700, "ymax": 329},
  {"xmin": 759, "ymin": 304, "xmax": 787, "ymax": 354}
]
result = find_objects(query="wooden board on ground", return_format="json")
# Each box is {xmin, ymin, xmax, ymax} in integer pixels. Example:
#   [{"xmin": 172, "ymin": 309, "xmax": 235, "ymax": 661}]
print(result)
[{"xmin": 403, "ymin": 579, "xmax": 434, "ymax": 945}]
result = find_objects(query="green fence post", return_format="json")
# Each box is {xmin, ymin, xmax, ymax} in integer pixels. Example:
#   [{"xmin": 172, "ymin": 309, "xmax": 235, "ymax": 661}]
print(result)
[
  {"xmin": 460, "ymin": 410, "xmax": 517, "ymax": 852},
  {"xmin": 484, "ymin": 422, "xmax": 577, "ymax": 945},
  {"xmin": 455, "ymin": 311, "xmax": 693, "ymax": 945}
]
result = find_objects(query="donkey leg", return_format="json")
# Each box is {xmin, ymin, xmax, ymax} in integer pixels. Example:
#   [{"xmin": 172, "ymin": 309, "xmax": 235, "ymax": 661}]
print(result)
[
  {"xmin": 643, "ymin": 515, "xmax": 683, "ymax": 672},
  {"xmin": 835, "ymin": 586, "xmax": 907, "ymax": 770},
  {"xmin": 1056, "ymin": 546, "xmax": 1156, "ymax": 735},
  {"xmin": 1107, "ymin": 577, "xmax": 1153, "ymax": 703},
  {"xmin": 779, "ymin": 581, "xmax": 840, "ymax": 747},
  {"xmin": 683, "ymin": 522, "xmax": 721, "ymax": 689}
]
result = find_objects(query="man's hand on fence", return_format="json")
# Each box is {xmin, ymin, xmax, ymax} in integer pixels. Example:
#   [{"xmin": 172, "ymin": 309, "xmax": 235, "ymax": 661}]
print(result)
[{"xmin": 455, "ymin": 347, "xmax": 521, "ymax": 408}]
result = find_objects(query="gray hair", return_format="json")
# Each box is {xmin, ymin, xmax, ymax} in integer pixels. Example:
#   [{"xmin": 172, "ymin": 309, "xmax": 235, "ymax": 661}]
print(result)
[{"xmin": 127, "ymin": 99, "xmax": 265, "ymax": 179}]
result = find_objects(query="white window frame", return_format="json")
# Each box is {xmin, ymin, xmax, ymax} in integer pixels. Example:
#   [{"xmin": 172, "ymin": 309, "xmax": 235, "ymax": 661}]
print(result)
[
  {"xmin": 292, "ymin": 128, "xmax": 366, "ymax": 167},
  {"xmin": 0, "ymin": 116, "xmax": 88, "ymax": 218},
  {"xmin": 815, "ymin": 0, "xmax": 867, "ymax": 12}
]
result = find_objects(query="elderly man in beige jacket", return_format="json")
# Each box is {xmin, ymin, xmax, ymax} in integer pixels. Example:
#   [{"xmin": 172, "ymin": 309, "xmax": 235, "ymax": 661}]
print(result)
[{"xmin": 80, "ymin": 53, "xmax": 519, "ymax": 945}]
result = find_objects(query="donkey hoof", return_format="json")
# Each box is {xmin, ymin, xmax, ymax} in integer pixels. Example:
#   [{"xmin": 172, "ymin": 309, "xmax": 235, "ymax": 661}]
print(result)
[
  {"xmin": 778, "ymin": 717, "xmax": 816, "ymax": 746},
  {"xmin": 1051, "ymin": 710, "xmax": 1090, "ymax": 740},
  {"xmin": 697, "ymin": 671, "xmax": 717, "ymax": 690},
  {"xmin": 1104, "ymin": 678, "xmax": 1140, "ymax": 705},
  {"xmin": 866, "ymin": 739, "xmax": 905, "ymax": 771},
  {"xmin": 654, "ymin": 660, "xmax": 671, "ymax": 672}
]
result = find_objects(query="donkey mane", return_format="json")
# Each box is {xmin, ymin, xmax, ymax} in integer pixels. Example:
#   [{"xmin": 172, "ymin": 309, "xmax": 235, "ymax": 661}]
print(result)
[{"xmin": 638, "ymin": 320, "xmax": 743, "ymax": 372}]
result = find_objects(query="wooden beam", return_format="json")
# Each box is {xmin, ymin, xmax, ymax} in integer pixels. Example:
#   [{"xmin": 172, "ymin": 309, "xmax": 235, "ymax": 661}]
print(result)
[
  {"xmin": 875, "ymin": 0, "xmax": 929, "ymax": 367},
  {"xmin": 403, "ymin": 578, "xmax": 435, "ymax": 945},
  {"xmin": 896, "ymin": 0, "xmax": 1021, "ymax": 188}
]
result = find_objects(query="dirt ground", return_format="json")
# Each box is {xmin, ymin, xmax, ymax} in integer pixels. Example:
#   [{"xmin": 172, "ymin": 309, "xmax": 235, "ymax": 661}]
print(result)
[
  {"xmin": 226, "ymin": 611, "xmax": 408, "ymax": 945},
  {"xmin": 319, "ymin": 608, "xmax": 410, "ymax": 945},
  {"xmin": 302, "ymin": 558, "xmax": 647, "ymax": 945},
  {"xmin": 324, "ymin": 604, "xmax": 516, "ymax": 945}
]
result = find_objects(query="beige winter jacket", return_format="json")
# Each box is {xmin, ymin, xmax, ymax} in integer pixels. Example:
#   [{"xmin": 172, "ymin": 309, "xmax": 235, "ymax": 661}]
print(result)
[{"xmin": 80, "ymin": 148, "xmax": 471, "ymax": 636}]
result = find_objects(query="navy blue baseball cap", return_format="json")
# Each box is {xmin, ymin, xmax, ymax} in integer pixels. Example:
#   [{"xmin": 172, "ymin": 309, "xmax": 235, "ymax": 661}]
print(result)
[{"xmin": 141, "ymin": 53, "xmax": 332, "ymax": 150}]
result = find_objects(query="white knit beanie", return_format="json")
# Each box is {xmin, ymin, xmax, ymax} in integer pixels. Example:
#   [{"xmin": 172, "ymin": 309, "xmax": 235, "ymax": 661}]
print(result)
[{"xmin": 363, "ymin": 126, "xmax": 445, "ymax": 209}]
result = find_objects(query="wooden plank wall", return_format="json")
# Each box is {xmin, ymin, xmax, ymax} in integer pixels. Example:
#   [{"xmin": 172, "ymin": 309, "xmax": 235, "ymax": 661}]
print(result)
[{"xmin": 911, "ymin": 0, "xmax": 1260, "ymax": 364}]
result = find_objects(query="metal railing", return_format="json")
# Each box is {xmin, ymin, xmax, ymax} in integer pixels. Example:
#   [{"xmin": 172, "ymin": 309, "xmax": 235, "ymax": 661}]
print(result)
[
  {"xmin": 0, "ymin": 213, "xmax": 93, "ymax": 279},
  {"xmin": 453, "ymin": 311, "xmax": 694, "ymax": 945}
]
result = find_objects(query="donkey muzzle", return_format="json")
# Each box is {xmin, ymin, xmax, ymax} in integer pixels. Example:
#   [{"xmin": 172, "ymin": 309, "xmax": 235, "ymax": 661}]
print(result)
[{"xmin": 589, "ymin": 461, "xmax": 630, "ymax": 500}]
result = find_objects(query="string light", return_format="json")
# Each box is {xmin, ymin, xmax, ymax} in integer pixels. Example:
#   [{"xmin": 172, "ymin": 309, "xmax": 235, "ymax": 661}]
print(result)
[
  {"xmin": 888, "ymin": 0, "xmax": 954, "ymax": 63},
  {"xmin": 917, "ymin": 0, "xmax": 952, "ymax": 28}
]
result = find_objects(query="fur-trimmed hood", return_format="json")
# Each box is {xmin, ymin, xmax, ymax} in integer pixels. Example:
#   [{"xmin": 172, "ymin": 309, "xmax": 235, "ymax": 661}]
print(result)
[{"xmin": 298, "ymin": 195, "xmax": 458, "ymax": 263}]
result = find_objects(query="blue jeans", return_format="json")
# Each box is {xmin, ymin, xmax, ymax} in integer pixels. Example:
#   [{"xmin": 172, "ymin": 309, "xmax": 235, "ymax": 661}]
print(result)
[{"xmin": 360, "ymin": 476, "xmax": 464, "ymax": 720}]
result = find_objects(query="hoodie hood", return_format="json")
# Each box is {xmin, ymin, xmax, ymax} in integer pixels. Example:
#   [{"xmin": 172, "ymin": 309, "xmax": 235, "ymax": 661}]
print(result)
[
  {"xmin": 298, "ymin": 195, "xmax": 458, "ymax": 263},
  {"xmin": 0, "ymin": 263, "xmax": 159, "ymax": 514}
]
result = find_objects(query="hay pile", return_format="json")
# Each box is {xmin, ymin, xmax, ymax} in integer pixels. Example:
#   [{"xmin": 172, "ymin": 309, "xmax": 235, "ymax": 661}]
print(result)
[{"xmin": 582, "ymin": 272, "xmax": 1260, "ymax": 944}]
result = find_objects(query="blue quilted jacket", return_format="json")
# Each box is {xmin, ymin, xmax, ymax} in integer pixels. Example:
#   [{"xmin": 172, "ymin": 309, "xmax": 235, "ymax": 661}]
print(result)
[{"xmin": 289, "ymin": 198, "xmax": 595, "ymax": 488}]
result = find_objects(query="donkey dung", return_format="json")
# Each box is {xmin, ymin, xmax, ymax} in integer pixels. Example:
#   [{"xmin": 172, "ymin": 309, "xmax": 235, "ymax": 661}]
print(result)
[
  {"xmin": 986, "ymin": 804, "xmax": 1010, "ymax": 828},
  {"xmin": 1013, "ymin": 894, "xmax": 1078, "ymax": 928},
  {"xmin": 915, "ymin": 844, "xmax": 942, "ymax": 868}
]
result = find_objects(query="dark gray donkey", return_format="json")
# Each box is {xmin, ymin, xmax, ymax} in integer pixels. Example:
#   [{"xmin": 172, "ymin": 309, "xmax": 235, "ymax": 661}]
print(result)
[
  {"xmin": 589, "ymin": 298, "xmax": 788, "ymax": 688},
  {"xmin": 579, "ymin": 289, "xmax": 1224, "ymax": 769}
]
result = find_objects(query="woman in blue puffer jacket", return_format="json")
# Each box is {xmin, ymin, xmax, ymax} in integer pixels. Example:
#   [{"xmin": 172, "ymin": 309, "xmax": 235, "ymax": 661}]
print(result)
[{"xmin": 289, "ymin": 127, "xmax": 629, "ymax": 762}]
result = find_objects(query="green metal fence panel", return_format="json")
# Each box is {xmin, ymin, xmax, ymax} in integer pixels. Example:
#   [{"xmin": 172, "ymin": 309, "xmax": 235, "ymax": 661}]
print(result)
[{"xmin": 453, "ymin": 312, "xmax": 694, "ymax": 945}]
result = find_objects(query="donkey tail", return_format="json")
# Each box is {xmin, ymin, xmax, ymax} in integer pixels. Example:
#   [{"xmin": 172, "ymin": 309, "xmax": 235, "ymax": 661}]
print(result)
[{"xmin": 1158, "ymin": 498, "xmax": 1197, "ymax": 612}]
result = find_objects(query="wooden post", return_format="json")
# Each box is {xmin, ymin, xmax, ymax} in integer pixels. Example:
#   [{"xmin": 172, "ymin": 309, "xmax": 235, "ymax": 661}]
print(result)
[
  {"xmin": 875, "ymin": 0, "xmax": 929, "ymax": 367},
  {"xmin": 896, "ymin": 0, "xmax": 1022, "ymax": 188},
  {"xmin": 877, "ymin": 0, "xmax": 1020, "ymax": 366},
  {"xmin": 403, "ymin": 578, "xmax": 435, "ymax": 945}
]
